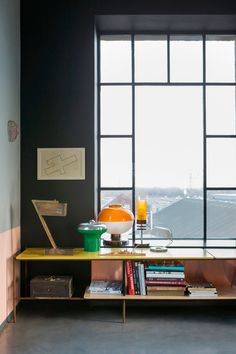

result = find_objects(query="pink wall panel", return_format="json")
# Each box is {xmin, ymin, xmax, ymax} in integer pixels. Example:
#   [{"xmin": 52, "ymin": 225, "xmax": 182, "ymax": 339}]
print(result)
[
  {"xmin": 91, "ymin": 260, "xmax": 122, "ymax": 281},
  {"xmin": 0, "ymin": 227, "xmax": 20, "ymax": 325}
]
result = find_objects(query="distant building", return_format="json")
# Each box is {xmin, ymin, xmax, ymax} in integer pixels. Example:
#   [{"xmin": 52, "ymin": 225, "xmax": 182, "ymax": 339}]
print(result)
[
  {"xmin": 104, "ymin": 193, "xmax": 236, "ymax": 239},
  {"xmin": 156, "ymin": 198, "xmax": 236, "ymax": 239}
]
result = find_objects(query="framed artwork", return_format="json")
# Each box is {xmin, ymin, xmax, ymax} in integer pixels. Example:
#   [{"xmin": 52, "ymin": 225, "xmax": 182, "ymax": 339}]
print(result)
[{"xmin": 37, "ymin": 148, "xmax": 85, "ymax": 180}]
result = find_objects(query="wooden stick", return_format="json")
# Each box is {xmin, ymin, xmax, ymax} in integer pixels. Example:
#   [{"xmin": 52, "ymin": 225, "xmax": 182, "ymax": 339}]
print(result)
[{"xmin": 32, "ymin": 200, "xmax": 58, "ymax": 249}]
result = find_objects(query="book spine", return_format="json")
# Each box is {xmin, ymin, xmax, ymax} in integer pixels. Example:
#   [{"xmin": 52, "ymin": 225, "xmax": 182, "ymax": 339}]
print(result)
[
  {"xmin": 145, "ymin": 271, "xmax": 185, "ymax": 277},
  {"xmin": 146, "ymin": 286, "xmax": 185, "ymax": 291},
  {"xmin": 138, "ymin": 263, "xmax": 143, "ymax": 295},
  {"xmin": 145, "ymin": 272, "xmax": 185, "ymax": 279},
  {"xmin": 145, "ymin": 280, "xmax": 186, "ymax": 286},
  {"xmin": 146, "ymin": 266, "xmax": 184, "ymax": 272},
  {"xmin": 141, "ymin": 263, "xmax": 146, "ymax": 295},
  {"xmin": 126, "ymin": 260, "xmax": 135, "ymax": 295},
  {"xmin": 134, "ymin": 261, "xmax": 140, "ymax": 295},
  {"xmin": 132, "ymin": 261, "xmax": 137, "ymax": 295},
  {"xmin": 146, "ymin": 277, "xmax": 185, "ymax": 282}
]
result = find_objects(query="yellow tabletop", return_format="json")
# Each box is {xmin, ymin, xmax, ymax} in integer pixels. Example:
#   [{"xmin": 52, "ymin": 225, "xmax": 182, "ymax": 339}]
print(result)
[
  {"xmin": 207, "ymin": 248, "xmax": 236, "ymax": 259},
  {"xmin": 16, "ymin": 247, "xmax": 214, "ymax": 261}
]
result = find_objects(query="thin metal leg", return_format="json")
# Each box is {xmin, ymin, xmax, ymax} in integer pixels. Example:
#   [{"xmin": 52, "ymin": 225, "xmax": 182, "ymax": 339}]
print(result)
[
  {"xmin": 122, "ymin": 300, "xmax": 126, "ymax": 323},
  {"xmin": 24, "ymin": 261, "xmax": 28, "ymax": 296},
  {"xmin": 12, "ymin": 255, "xmax": 16, "ymax": 323}
]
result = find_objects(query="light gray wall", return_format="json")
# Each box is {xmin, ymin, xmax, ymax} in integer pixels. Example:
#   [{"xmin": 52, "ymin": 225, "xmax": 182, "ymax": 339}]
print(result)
[{"xmin": 0, "ymin": 0, "xmax": 20, "ymax": 233}]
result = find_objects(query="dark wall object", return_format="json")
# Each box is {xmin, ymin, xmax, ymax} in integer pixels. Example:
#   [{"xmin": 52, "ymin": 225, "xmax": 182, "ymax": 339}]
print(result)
[{"xmin": 21, "ymin": 0, "xmax": 236, "ymax": 283}]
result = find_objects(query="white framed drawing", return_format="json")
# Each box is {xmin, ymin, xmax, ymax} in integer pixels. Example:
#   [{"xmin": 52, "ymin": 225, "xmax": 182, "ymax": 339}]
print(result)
[{"xmin": 37, "ymin": 148, "xmax": 85, "ymax": 180}]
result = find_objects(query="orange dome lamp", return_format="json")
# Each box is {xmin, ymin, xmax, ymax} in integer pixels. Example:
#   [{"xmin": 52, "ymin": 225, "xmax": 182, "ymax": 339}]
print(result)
[{"xmin": 98, "ymin": 204, "xmax": 134, "ymax": 246}]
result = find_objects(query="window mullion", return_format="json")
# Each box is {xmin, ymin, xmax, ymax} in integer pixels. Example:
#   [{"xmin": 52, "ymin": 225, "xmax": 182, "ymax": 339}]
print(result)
[
  {"xmin": 203, "ymin": 34, "xmax": 207, "ymax": 247},
  {"xmin": 167, "ymin": 34, "xmax": 170, "ymax": 83},
  {"xmin": 131, "ymin": 33, "xmax": 136, "ymax": 244}
]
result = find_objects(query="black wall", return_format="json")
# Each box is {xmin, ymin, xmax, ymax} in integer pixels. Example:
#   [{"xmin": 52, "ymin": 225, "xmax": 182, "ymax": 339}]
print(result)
[
  {"xmin": 21, "ymin": 2, "xmax": 95, "ymax": 250},
  {"xmin": 21, "ymin": 0, "xmax": 236, "ymax": 282}
]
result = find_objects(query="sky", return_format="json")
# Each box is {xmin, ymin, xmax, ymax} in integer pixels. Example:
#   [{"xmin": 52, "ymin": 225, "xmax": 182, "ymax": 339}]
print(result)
[{"xmin": 100, "ymin": 35, "xmax": 236, "ymax": 189}]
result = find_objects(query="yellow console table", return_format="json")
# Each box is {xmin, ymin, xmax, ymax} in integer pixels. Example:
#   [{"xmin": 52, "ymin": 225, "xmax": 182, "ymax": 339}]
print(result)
[{"xmin": 13, "ymin": 247, "xmax": 236, "ymax": 322}]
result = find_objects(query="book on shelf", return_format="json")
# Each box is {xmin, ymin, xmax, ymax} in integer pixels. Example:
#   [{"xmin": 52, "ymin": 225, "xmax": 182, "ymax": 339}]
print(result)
[
  {"xmin": 186, "ymin": 282, "xmax": 218, "ymax": 297},
  {"xmin": 88, "ymin": 281, "xmax": 109, "ymax": 293},
  {"xmin": 126, "ymin": 260, "xmax": 135, "ymax": 295},
  {"xmin": 138, "ymin": 262, "xmax": 146, "ymax": 295},
  {"xmin": 105, "ymin": 281, "xmax": 123, "ymax": 294},
  {"xmin": 145, "ymin": 261, "xmax": 184, "ymax": 272},
  {"xmin": 147, "ymin": 290, "xmax": 186, "ymax": 296},
  {"xmin": 146, "ymin": 285, "xmax": 186, "ymax": 296},
  {"xmin": 145, "ymin": 271, "xmax": 185, "ymax": 279},
  {"xmin": 187, "ymin": 291, "xmax": 218, "ymax": 297},
  {"xmin": 145, "ymin": 280, "xmax": 186, "ymax": 286},
  {"xmin": 145, "ymin": 261, "xmax": 186, "ymax": 288},
  {"xmin": 146, "ymin": 265, "xmax": 184, "ymax": 272},
  {"xmin": 146, "ymin": 277, "xmax": 185, "ymax": 281},
  {"xmin": 147, "ymin": 285, "xmax": 186, "ymax": 291},
  {"xmin": 125, "ymin": 260, "xmax": 186, "ymax": 296},
  {"xmin": 134, "ymin": 261, "xmax": 141, "ymax": 295},
  {"xmin": 88, "ymin": 280, "xmax": 122, "ymax": 294}
]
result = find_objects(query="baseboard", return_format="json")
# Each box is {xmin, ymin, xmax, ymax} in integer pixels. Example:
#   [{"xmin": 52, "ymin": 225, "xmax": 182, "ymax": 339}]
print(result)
[{"xmin": 0, "ymin": 310, "xmax": 15, "ymax": 332}]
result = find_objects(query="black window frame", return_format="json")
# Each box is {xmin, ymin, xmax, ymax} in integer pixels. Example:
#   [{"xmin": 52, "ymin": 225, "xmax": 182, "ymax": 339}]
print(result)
[{"xmin": 97, "ymin": 31, "xmax": 236, "ymax": 248}]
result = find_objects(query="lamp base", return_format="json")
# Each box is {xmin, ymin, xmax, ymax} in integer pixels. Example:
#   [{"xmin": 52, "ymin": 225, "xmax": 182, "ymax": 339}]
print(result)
[
  {"xmin": 45, "ymin": 248, "xmax": 74, "ymax": 255},
  {"xmin": 103, "ymin": 234, "xmax": 129, "ymax": 247},
  {"xmin": 150, "ymin": 246, "xmax": 168, "ymax": 253},
  {"xmin": 134, "ymin": 242, "xmax": 150, "ymax": 248}
]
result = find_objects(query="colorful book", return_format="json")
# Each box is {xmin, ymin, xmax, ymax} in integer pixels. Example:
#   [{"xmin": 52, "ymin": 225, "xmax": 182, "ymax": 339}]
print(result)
[
  {"xmin": 134, "ymin": 261, "xmax": 141, "ymax": 295},
  {"xmin": 147, "ymin": 289, "xmax": 186, "ymax": 296},
  {"xmin": 145, "ymin": 280, "xmax": 186, "ymax": 286},
  {"xmin": 145, "ymin": 271, "xmax": 185, "ymax": 278},
  {"xmin": 138, "ymin": 263, "xmax": 146, "ymax": 295},
  {"xmin": 126, "ymin": 260, "xmax": 135, "ymax": 295},
  {"xmin": 146, "ymin": 266, "xmax": 184, "ymax": 272},
  {"xmin": 146, "ymin": 277, "xmax": 185, "ymax": 282},
  {"xmin": 146, "ymin": 286, "xmax": 186, "ymax": 291}
]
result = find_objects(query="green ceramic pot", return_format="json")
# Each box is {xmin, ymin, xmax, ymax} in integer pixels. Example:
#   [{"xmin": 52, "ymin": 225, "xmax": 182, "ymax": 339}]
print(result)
[{"xmin": 78, "ymin": 220, "xmax": 107, "ymax": 252}]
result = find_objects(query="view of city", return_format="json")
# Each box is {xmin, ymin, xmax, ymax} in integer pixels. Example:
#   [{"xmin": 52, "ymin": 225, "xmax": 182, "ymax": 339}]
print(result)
[{"xmin": 101, "ymin": 188, "xmax": 236, "ymax": 240}]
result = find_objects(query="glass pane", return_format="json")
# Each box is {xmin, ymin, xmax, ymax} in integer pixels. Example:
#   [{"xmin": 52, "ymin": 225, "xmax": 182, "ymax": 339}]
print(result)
[
  {"xmin": 100, "ymin": 86, "xmax": 132, "ymax": 135},
  {"xmin": 206, "ymin": 35, "xmax": 236, "ymax": 82},
  {"xmin": 100, "ymin": 35, "xmax": 131, "ymax": 83},
  {"xmin": 135, "ymin": 86, "xmax": 203, "ymax": 239},
  {"xmin": 207, "ymin": 138, "xmax": 236, "ymax": 187},
  {"xmin": 135, "ymin": 35, "xmax": 167, "ymax": 82},
  {"xmin": 170, "ymin": 35, "xmax": 203, "ymax": 82},
  {"xmin": 206, "ymin": 239, "xmax": 236, "ymax": 247},
  {"xmin": 100, "ymin": 190, "xmax": 132, "ymax": 210},
  {"xmin": 207, "ymin": 190, "xmax": 236, "ymax": 239},
  {"xmin": 206, "ymin": 86, "xmax": 236, "ymax": 135},
  {"xmin": 101, "ymin": 138, "xmax": 132, "ymax": 187}
]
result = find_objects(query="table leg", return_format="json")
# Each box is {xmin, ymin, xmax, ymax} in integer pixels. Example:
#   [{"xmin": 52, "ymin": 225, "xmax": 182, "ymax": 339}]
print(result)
[
  {"xmin": 24, "ymin": 261, "xmax": 28, "ymax": 296},
  {"xmin": 122, "ymin": 300, "xmax": 126, "ymax": 323},
  {"xmin": 12, "ymin": 255, "xmax": 17, "ymax": 323}
]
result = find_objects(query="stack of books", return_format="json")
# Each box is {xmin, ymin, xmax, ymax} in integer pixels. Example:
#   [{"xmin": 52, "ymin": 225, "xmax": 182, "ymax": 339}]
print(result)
[
  {"xmin": 186, "ymin": 283, "xmax": 218, "ymax": 297},
  {"xmin": 145, "ymin": 261, "xmax": 186, "ymax": 296},
  {"xmin": 88, "ymin": 280, "xmax": 122, "ymax": 294},
  {"xmin": 126, "ymin": 260, "xmax": 146, "ymax": 295}
]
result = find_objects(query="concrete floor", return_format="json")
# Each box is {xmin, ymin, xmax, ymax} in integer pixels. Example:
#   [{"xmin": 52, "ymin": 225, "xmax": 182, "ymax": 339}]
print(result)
[{"xmin": 1, "ymin": 301, "xmax": 236, "ymax": 354}]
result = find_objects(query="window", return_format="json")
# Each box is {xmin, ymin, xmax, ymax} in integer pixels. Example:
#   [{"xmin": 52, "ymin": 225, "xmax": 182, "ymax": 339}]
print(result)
[{"xmin": 98, "ymin": 34, "xmax": 236, "ymax": 247}]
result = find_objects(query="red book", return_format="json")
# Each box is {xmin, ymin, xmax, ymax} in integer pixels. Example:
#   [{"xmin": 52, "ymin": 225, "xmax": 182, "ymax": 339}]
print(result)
[
  {"xmin": 126, "ymin": 260, "xmax": 135, "ymax": 295},
  {"xmin": 145, "ymin": 280, "xmax": 186, "ymax": 287}
]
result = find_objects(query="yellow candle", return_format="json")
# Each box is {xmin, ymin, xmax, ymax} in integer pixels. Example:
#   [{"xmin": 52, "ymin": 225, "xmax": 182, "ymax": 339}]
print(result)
[{"xmin": 137, "ymin": 199, "xmax": 147, "ymax": 222}]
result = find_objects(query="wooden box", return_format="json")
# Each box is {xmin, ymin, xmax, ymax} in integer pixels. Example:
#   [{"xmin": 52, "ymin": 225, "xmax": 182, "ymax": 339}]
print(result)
[{"xmin": 30, "ymin": 275, "xmax": 73, "ymax": 297}]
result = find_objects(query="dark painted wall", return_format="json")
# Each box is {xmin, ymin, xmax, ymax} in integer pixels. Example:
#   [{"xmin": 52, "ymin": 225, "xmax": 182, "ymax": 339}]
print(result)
[
  {"xmin": 93, "ymin": 0, "xmax": 236, "ymax": 14},
  {"xmin": 21, "ymin": 2, "xmax": 95, "ymax": 251},
  {"xmin": 21, "ymin": 0, "xmax": 236, "ymax": 284}
]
